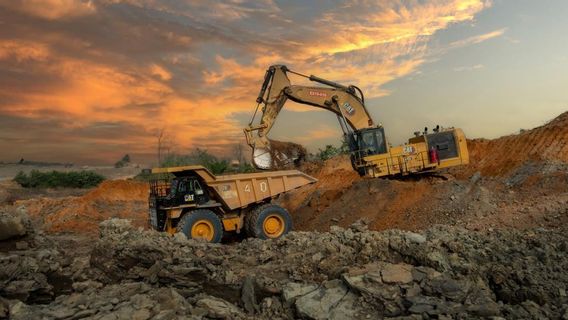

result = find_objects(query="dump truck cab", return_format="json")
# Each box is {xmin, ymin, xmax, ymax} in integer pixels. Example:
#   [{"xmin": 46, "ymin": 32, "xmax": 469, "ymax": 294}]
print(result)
[
  {"xmin": 164, "ymin": 175, "xmax": 209, "ymax": 206},
  {"xmin": 148, "ymin": 165, "xmax": 317, "ymax": 243}
]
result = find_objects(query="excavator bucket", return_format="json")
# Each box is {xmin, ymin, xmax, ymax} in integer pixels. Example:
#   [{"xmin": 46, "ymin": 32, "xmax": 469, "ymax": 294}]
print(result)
[
  {"xmin": 252, "ymin": 146, "xmax": 273, "ymax": 170},
  {"xmin": 252, "ymin": 140, "xmax": 306, "ymax": 170}
]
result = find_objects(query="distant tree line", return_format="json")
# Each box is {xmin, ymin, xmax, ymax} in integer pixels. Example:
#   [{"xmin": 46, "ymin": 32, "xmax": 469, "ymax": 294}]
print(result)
[{"xmin": 14, "ymin": 170, "xmax": 105, "ymax": 188}]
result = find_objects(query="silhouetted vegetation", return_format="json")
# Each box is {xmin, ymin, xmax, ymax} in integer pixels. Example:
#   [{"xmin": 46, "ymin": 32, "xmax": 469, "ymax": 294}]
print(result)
[
  {"xmin": 13, "ymin": 170, "xmax": 105, "ymax": 188},
  {"xmin": 114, "ymin": 154, "xmax": 131, "ymax": 168}
]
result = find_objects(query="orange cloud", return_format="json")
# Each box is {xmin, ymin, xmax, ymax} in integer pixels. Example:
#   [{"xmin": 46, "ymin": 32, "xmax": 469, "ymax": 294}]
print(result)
[
  {"xmin": 0, "ymin": 40, "xmax": 50, "ymax": 62},
  {"xmin": 0, "ymin": 0, "xmax": 96, "ymax": 19},
  {"xmin": 0, "ymin": 0, "xmax": 493, "ymax": 164}
]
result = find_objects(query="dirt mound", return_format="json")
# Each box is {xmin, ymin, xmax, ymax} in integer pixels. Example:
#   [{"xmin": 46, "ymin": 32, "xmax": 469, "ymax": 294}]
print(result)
[
  {"xmin": 462, "ymin": 111, "xmax": 568, "ymax": 177},
  {"xmin": 269, "ymin": 139, "xmax": 307, "ymax": 169},
  {"xmin": 19, "ymin": 180, "xmax": 148, "ymax": 234},
  {"xmin": 3, "ymin": 219, "xmax": 568, "ymax": 319},
  {"xmin": 81, "ymin": 179, "xmax": 147, "ymax": 202}
]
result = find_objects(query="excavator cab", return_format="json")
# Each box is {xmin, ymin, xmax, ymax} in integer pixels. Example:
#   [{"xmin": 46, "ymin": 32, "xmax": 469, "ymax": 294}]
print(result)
[
  {"xmin": 167, "ymin": 176, "xmax": 209, "ymax": 206},
  {"xmin": 346, "ymin": 127, "xmax": 388, "ymax": 176},
  {"xmin": 354, "ymin": 127, "xmax": 388, "ymax": 156}
]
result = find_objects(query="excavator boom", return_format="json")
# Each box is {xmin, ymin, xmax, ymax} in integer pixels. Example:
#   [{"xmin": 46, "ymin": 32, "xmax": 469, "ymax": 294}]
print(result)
[{"xmin": 245, "ymin": 65, "xmax": 378, "ymax": 169}]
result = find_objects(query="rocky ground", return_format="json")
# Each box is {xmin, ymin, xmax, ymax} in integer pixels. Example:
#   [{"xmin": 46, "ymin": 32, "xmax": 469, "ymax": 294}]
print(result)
[{"xmin": 2, "ymin": 211, "xmax": 568, "ymax": 319}]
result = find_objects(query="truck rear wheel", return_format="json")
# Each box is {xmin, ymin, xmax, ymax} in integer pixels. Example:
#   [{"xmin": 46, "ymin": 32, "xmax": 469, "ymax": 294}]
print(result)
[
  {"xmin": 246, "ymin": 204, "xmax": 292, "ymax": 240},
  {"xmin": 176, "ymin": 209, "xmax": 223, "ymax": 243}
]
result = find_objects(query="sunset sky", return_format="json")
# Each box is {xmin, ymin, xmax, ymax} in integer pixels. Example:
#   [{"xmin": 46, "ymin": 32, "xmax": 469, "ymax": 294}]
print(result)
[{"xmin": 1, "ymin": 0, "xmax": 567, "ymax": 165}]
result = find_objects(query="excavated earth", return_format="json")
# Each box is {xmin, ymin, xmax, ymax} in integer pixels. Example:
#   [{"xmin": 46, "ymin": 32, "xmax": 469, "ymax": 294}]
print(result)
[
  {"xmin": 279, "ymin": 111, "xmax": 568, "ymax": 233},
  {"xmin": 1, "ymin": 111, "xmax": 568, "ymax": 319}
]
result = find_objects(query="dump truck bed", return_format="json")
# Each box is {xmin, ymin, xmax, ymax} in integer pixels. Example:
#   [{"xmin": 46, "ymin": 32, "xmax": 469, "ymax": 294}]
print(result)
[{"xmin": 151, "ymin": 166, "xmax": 317, "ymax": 210}]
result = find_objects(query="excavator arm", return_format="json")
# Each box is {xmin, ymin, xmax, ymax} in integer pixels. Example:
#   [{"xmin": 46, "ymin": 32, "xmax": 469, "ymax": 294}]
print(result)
[{"xmin": 245, "ymin": 65, "xmax": 377, "ymax": 169}]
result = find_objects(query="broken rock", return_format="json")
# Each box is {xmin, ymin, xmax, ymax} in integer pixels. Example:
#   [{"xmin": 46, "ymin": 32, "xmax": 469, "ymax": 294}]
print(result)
[
  {"xmin": 381, "ymin": 263, "xmax": 414, "ymax": 284},
  {"xmin": 196, "ymin": 296, "xmax": 244, "ymax": 319},
  {"xmin": 0, "ymin": 209, "xmax": 29, "ymax": 241},
  {"xmin": 295, "ymin": 280, "xmax": 356, "ymax": 320}
]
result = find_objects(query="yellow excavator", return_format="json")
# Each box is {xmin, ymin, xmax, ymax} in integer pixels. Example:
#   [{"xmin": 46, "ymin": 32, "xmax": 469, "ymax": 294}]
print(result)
[{"xmin": 244, "ymin": 65, "xmax": 469, "ymax": 178}]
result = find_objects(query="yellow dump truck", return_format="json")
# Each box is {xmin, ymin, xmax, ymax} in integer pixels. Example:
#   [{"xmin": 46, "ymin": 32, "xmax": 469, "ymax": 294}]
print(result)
[{"xmin": 148, "ymin": 165, "xmax": 317, "ymax": 243}]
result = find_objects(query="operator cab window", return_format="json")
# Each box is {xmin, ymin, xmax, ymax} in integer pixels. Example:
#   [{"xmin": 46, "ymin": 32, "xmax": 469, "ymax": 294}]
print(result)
[
  {"xmin": 359, "ymin": 129, "xmax": 387, "ymax": 155},
  {"xmin": 193, "ymin": 180, "xmax": 204, "ymax": 195},
  {"xmin": 177, "ymin": 179, "xmax": 187, "ymax": 193}
]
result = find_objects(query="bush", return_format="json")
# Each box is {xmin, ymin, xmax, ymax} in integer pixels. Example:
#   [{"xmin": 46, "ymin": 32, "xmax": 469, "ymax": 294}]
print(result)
[
  {"xmin": 317, "ymin": 144, "xmax": 342, "ymax": 161},
  {"xmin": 13, "ymin": 170, "xmax": 105, "ymax": 188}
]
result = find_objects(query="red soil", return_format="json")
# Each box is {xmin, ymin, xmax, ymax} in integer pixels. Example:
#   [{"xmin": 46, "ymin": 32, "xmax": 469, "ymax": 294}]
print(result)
[{"xmin": 20, "ymin": 180, "xmax": 148, "ymax": 234}]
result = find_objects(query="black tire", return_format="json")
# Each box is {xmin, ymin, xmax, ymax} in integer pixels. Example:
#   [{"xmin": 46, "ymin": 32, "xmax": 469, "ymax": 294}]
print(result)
[
  {"xmin": 176, "ymin": 209, "xmax": 223, "ymax": 243},
  {"xmin": 246, "ymin": 204, "xmax": 292, "ymax": 240}
]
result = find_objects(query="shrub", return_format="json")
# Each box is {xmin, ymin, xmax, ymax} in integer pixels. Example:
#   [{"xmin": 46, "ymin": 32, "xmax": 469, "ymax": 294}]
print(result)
[
  {"xmin": 317, "ymin": 144, "xmax": 342, "ymax": 161},
  {"xmin": 13, "ymin": 170, "xmax": 105, "ymax": 188}
]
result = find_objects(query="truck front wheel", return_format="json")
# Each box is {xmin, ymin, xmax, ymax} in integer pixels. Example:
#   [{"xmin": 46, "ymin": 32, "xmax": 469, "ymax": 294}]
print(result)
[
  {"xmin": 177, "ymin": 209, "xmax": 223, "ymax": 243},
  {"xmin": 247, "ymin": 204, "xmax": 292, "ymax": 240}
]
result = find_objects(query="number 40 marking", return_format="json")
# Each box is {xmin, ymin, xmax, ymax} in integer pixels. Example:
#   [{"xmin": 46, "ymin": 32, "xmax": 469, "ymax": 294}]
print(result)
[{"xmin": 243, "ymin": 182, "xmax": 268, "ymax": 193}]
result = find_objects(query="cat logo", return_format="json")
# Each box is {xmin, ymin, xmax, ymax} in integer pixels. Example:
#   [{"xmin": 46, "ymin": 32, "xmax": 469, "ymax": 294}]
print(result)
[
  {"xmin": 184, "ymin": 194, "xmax": 194, "ymax": 202},
  {"xmin": 403, "ymin": 146, "xmax": 416, "ymax": 154},
  {"xmin": 342, "ymin": 102, "xmax": 355, "ymax": 115}
]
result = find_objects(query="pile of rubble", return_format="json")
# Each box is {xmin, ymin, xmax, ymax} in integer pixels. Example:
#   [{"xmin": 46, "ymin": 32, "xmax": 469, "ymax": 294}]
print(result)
[{"xmin": 2, "ymin": 215, "xmax": 568, "ymax": 319}]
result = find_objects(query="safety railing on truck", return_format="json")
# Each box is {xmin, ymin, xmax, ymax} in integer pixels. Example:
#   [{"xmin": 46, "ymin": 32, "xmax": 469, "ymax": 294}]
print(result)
[{"xmin": 149, "ymin": 179, "xmax": 171, "ymax": 198}]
